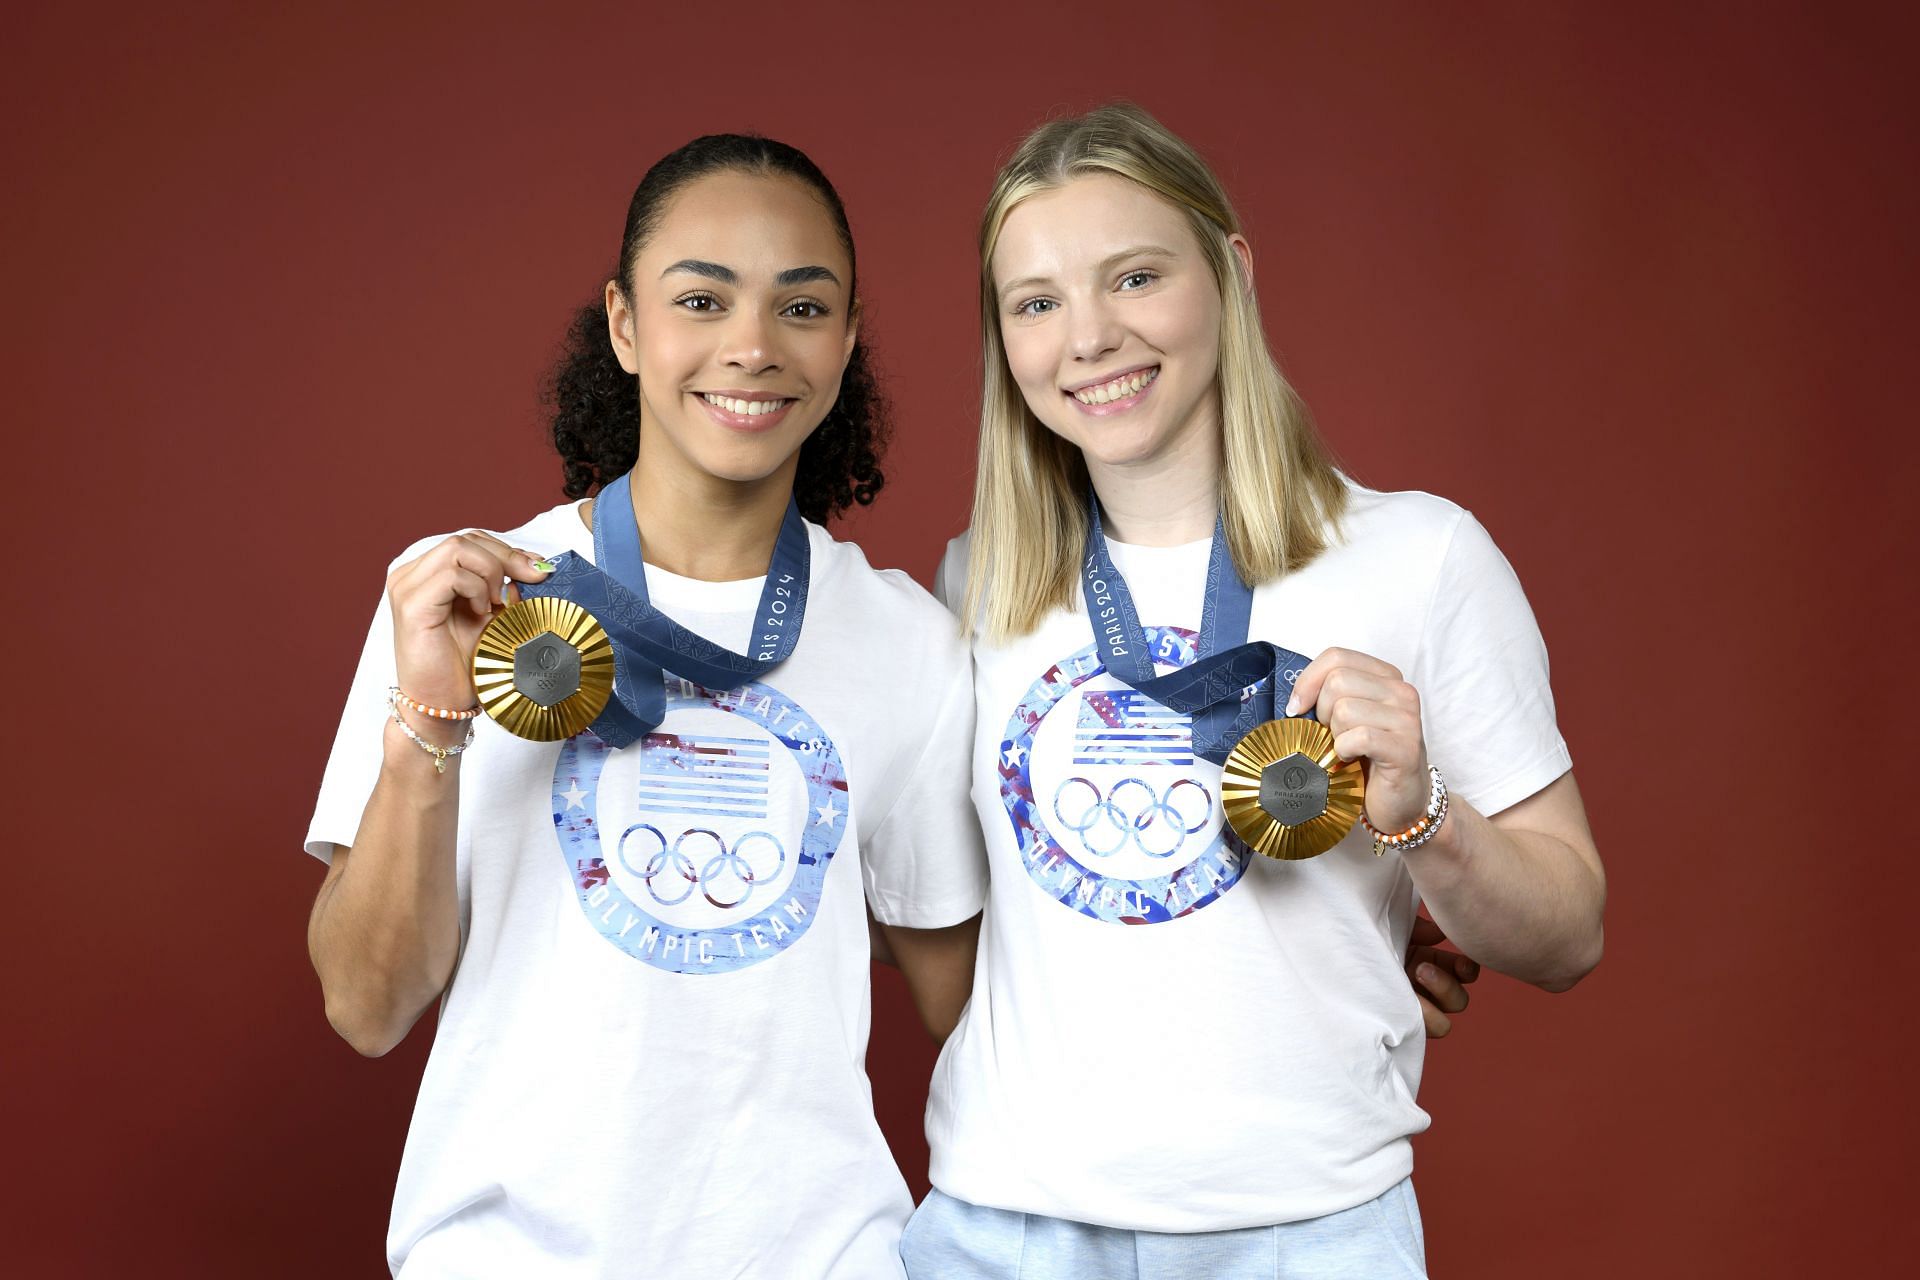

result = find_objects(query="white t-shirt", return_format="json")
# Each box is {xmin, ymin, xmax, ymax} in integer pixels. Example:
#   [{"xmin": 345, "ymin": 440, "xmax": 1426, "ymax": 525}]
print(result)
[
  {"xmin": 305, "ymin": 500, "xmax": 987, "ymax": 1279},
  {"xmin": 925, "ymin": 483, "xmax": 1572, "ymax": 1232}
]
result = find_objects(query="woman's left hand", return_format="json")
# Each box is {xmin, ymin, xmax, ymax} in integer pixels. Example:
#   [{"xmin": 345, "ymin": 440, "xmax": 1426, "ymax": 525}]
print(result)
[
  {"xmin": 1285, "ymin": 647, "xmax": 1430, "ymax": 835},
  {"xmin": 1407, "ymin": 914, "xmax": 1479, "ymax": 1038}
]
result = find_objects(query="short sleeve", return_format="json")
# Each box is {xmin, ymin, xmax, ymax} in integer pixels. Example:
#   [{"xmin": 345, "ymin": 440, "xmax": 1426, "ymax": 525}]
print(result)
[
  {"xmin": 932, "ymin": 533, "xmax": 970, "ymax": 618},
  {"xmin": 859, "ymin": 653, "xmax": 989, "ymax": 929},
  {"xmin": 303, "ymin": 590, "xmax": 399, "ymax": 864},
  {"xmin": 1411, "ymin": 512, "xmax": 1572, "ymax": 817}
]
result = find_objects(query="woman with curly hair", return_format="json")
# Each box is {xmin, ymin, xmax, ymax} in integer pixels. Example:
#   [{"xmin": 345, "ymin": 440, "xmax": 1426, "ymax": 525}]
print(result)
[{"xmin": 303, "ymin": 134, "xmax": 984, "ymax": 1278}]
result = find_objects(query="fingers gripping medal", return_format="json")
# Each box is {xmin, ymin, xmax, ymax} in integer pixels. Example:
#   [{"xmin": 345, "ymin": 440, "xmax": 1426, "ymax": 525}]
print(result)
[
  {"xmin": 1081, "ymin": 490, "xmax": 1360, "ymax": 863},
  {"xmin": 1219, "ymin": 718, "xmax": 1364, "ymax": 861},
  {"xmin": 472, "ymin": 597, "xmax": 616, "ymax": 741}
]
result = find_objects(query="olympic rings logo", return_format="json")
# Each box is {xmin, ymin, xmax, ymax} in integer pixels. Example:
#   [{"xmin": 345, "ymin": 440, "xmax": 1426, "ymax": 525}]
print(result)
[
  {"xmin": 1050, "ymin": 776, "xmax": 1212, "ymax": 859},
  {"xmin": 617, "ymin": 825, "xmax": 788, "ymax": 910}
]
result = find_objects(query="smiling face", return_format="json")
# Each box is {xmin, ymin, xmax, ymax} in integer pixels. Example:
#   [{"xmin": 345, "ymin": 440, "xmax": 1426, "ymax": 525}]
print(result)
[
  {"xmin": 608, "ymin": 169, "xmax": 857, "ymax": 492},
  {"xmin": 991, "ymin": 173, "xmax": 1235, "ymax": 476}
]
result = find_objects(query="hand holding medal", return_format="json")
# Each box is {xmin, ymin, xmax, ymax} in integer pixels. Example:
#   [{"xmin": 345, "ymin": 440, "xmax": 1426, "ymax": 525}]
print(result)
[
  {"xmin": 385, "ymin": 531, "xmax": 557, "ymax": 740},
  {"xmin": 1283, "ymin": 648, "xmax": 1436, "ymax": 849}
]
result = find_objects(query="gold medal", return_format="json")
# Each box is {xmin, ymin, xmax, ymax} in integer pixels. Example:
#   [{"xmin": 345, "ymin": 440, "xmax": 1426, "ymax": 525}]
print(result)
[
  {"xmin": 1220, "ymin": 719, "xmax": 1364, "ymax": 860},
  {"xmin": 471, "ymin": 597, "xmax": 616, "ymax": 741}
]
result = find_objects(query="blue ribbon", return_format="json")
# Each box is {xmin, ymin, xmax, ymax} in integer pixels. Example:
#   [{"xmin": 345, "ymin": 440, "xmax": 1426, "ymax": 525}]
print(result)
[
  {"xmin": 521, "ymin": 472, "xmax": 811, "ymax": 748},
  {"xmin": 1080, "ymin": 491, "xmax": 1311, "ymax": 765}
]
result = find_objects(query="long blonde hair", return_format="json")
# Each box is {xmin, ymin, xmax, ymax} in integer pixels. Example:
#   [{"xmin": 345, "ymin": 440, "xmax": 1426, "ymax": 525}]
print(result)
[{"xmin": 964, "ymin": 103, "xmax": 1348, "ymax": 641}]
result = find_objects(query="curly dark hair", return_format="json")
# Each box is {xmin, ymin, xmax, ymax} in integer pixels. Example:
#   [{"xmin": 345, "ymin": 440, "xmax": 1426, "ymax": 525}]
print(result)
[{"xmin": 547, "ymin": 134, "xmax": 888, "ymax": 523}]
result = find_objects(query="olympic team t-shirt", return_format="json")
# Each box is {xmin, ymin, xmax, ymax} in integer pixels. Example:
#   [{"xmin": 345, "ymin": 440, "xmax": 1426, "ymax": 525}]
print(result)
[
  {"xmin": 925, "ymin": 483, "xmax": 1572, "ymax": 1232},
  {"xmin": 305, "ymin": 500, "xmax": 986, "ymax": 1279}
]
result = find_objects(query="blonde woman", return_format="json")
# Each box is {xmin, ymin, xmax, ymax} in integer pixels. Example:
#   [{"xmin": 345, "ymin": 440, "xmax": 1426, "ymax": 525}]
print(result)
[{"xmin": 907, "ymin": 105, "xmax": 1605, "ymax": 1277}]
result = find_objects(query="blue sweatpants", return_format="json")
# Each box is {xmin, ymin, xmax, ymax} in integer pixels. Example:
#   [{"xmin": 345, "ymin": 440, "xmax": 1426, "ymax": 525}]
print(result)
[{"xmin": 901, "ymin": 1179, "xmax": 1427, "ymax": 1279}]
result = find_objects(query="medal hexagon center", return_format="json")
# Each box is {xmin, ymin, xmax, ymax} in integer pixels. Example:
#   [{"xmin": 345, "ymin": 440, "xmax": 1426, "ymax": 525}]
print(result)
[
  {"xmin": 513, "ymin": 631, "xmax": 582, "ymax": 708},
  {"xmin": 1258, "ymin": 751, "xmax": 1329, "ymax": 827}
]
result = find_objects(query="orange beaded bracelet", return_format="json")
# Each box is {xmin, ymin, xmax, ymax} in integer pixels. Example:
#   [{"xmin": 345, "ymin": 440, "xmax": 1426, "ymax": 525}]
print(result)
[
  {"xmin": 385, "ymin": 688, "xmax": 475, "ymax": 775},
  {"xmin": 1360, "ymin": 766, "xmax": 1450, "ymax": 858},
  {"xmin": 388, "ymin": 686, "xmax": 481, "ymax": 722}
]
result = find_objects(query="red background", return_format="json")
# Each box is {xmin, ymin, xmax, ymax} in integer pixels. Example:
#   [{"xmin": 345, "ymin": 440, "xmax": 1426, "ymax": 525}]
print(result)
[{"xmin": 5, "ymin": 2, "xmax": 1914, "ymax": 1275}]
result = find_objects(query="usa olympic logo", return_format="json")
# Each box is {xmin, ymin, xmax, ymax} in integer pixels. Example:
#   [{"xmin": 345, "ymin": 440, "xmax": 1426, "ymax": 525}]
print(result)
[
  {"xmin": 552, "ymin": 677, "xmax": 848, "ymax": 974},
  {"xmin": 1051, "ymin": 777, "xmax": 1211, "ymax": 859},
  {"xmin": 619, "ymin": 824, "xmax": 788, "ymax": 909},
  {"xmin": 998, "ymin": 624, "xmax": 1257, "ymax": 925}
]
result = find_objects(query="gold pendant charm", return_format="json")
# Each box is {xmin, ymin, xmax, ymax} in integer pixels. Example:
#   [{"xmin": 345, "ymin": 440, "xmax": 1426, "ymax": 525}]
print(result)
[
  {"xmin": 1219, "ymin": 719, "xmax": 1365, "ymax": 860},
  {"xmin": 471, "ymin": 597, "xmax": 616, "ymax": 741}
]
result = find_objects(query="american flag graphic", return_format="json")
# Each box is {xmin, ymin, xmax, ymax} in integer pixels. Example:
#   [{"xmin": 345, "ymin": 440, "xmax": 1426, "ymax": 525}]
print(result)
[
  {"xmin": 636, "ymin": 733, "xmax": 771, "ymax": 820},
  {"xmin": 1073, "ymin": 690, "xmax": 1193, "ymax": 766}
]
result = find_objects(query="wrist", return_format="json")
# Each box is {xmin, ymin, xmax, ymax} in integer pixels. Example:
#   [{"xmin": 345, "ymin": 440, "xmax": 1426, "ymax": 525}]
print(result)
[
  {"xmin": 383, "ymin": 689, "xmax": 477, "ymax": 776},
  {"xmin": 381, "ymin": 713, "xmax": 461, "ymax": 762},
  {"xmin": 390, "ymin": 701, "xmax": 469, "ymax": 748},
  {"xmin": 390, "ymin": 670, "xmax": 478, "ymax": 715},
  {"xmin": 1405, "ymin": 790, "xmax": 1466, "ymax": 862},
  {"xmin": 380, "ymin": 721, "xmax": 468, "ymax": 797},
  {"xmin": 1363, "ymin": 765, "xmax": 1450, "ymax": 859}
]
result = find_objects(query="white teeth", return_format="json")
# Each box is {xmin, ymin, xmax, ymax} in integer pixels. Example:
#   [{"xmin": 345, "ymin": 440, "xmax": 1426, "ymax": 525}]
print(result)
[
  {"xmin": 1073, "ymin": 367, "xmax": 1158, "ymax": 405},
  {"xmin": 705, "ymin": 394, "xmax": 787, "ymax": 416}
]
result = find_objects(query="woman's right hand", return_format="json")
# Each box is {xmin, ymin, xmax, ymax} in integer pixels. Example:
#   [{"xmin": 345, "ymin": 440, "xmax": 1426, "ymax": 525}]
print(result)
[{"xmin": 386, "ymin": 532, "xmax": 554, "ymax": 720}]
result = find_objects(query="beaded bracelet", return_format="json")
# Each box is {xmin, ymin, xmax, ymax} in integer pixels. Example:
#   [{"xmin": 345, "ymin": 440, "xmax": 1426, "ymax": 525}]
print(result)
[
  {"xmin": 386, "ymin": 688, "xmax": 477, "ymax": 774},
  {"xmin": 388, "ymin": 686, "xmax": 481, "ymax": 721},
  {"xmin": 1361, "ymin": 766, "xmax": 1450, "ymax": 857}
]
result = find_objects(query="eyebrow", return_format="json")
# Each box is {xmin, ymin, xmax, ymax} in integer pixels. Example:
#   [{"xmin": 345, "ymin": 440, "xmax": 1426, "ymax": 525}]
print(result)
[
  {"xmin": 775, "ymin": 264, "xmax": 841, "ymax": 288},
  {"xmin": 662, "ymin": 259, "xmax": 736, "ymax": 284},
  {"xmin": 660, "ymin": 259, "xmax": 842, "ymax": 289},
  {"xmin": 997, "ymin": 245, "xmax": 1179, "ymax": 302}
]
